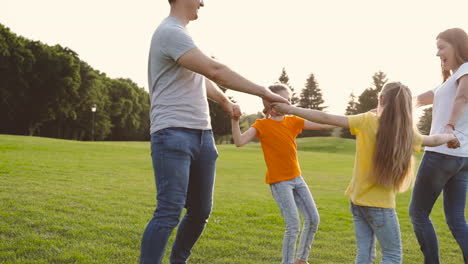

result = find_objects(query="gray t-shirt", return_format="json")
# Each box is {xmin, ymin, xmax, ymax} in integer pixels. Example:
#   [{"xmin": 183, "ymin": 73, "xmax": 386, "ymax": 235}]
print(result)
[{"xmin": 148, "ymin": 16, "xmax": 211, "ymax": 134}]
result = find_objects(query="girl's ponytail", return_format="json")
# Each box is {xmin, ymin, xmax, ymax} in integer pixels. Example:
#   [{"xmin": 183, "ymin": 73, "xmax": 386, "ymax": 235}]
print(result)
[{"xmin": 372, "ymin": 82, "xmax": 414, "ymax": 192}]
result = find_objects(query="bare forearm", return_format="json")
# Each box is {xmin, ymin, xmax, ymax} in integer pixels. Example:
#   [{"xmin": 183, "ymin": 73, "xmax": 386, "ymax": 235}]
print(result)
[
  {"xmin": 231, "ymin": 120, "xmax": 244, "ymax": 147},
  {"xmin": 414, "ymin": 90, "xmax": 434, "ymax": 108},
  {"xmin": 231, "ymin": 120, "xmax": 256, "ymax": 147},
  {"xmin": 209, "ymin": 64, "xmax": 267, "ymax": 98},
  {"xmin": 289, "ymin": 107, "xmax": 327, "ymax": 123},
  {"xmin": 206, "ymin": 79, "xmax": 229, "ymax": 105},
  {"xmin": 315, "ymin": 124, "xmax": 337, "ymax": 130},
  {"xmin": 178, "ymin": 48, "xmax": 269, "ymax": 98},
  {"xmin": 423, "ymin": 134, "xmax": 456, "ymax": 147},
  {"xmin": 433, "ymin": 134, "xmax": 449, "ymax": 146},
  {"xmin": 448, "ymin": 96, "xmax": 468, "ymax": 125},
  {"xmin": 287, "ymin": 106, "xmax": 349, "ymax": 128},
  {"xmin": 305, "ymin": 123, "xmax": 337, "ymax": 130}
]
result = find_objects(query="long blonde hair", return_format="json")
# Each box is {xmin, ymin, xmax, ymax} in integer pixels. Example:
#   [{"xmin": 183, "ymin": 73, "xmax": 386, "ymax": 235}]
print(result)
[
  {"xmin": 437, "ymin": 28, "xmax": 468, "ymax": 81},
  {"xmin": 371, "ymin": 82, "xmax": 414, "ymax": 192}
]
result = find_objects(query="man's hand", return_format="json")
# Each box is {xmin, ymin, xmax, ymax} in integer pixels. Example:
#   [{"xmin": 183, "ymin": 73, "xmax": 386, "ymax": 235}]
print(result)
[
  {"xmin": 262, "ymin": 89, "xmax": 289, "ymax": 103},
  {"xmin": 271, "ymin": 102, "xmax": 292, "ymax": 115},
  {"xmin": 261, "ymin": 89, "xmax": 289, "ymax": 115},
  {"xmin": 222, "ymin": 101, "xmax": 241, "ymax": 120}
]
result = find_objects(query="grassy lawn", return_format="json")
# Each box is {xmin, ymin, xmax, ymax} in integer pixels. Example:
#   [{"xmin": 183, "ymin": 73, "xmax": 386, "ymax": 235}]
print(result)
[{"xmin": 0, "ymin": 135, "xmax": 466, "ymax": 263}]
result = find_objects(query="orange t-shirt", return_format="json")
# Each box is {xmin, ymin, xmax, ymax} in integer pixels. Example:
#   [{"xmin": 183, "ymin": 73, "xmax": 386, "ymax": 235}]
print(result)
[{"xmin": 252, "ymin": 115, "xmax": 305, "ymax": 184}]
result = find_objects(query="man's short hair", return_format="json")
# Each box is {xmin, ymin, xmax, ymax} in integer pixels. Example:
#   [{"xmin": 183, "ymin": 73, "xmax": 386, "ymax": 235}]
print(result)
[{"xmin": 168, "ymin": 0, "xmax": 175, "ymax": 3}]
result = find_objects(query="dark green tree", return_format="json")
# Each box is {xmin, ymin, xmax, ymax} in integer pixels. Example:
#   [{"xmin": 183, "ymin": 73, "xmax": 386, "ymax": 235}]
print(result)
[
  {"xmin": 340, "ymin": 93, "xmax": 358, "ymax": 139},
  {"xmin": 418, "ymin": 107, "xmax": 432, "ymax": 135},
  {"xmin": 69, "ymin": 62, "xmax": 112, "ymax": 140},
  {"xmin": 0, "ymin": 25, "xmax": 35, "ymax": 135},
  {"xmin": 208, "ymin": 85, "xmax": 236, "ymax": 143},
  {"xmin": 107, "ymin": 78, "xmax": 148, "ymax": 140},
  {"xmin": 356, "ymin": 71, "xmax": 388, "ymax": 113},
  {"xmin": 278, "ymin": 67, "xmax": 299, "ymax": 105},
  {"xmin": 24, "ymin": 43, "xmax": 81, "ymax": 138},
  {"xmin": 297, "ymin": 73, "xmax": 331, "ymax": 137},
  {"xmin": 134, "ymin": 86, "xmax": 151, "ymax": 141}
]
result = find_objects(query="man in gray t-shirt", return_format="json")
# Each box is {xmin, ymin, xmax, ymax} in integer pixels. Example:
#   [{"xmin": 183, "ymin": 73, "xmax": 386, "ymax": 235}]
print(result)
[
  {"xmin": 148, "ymin": 16, "xmax": 210, "ymax": 134},
  {"xmin": 140, "ymin": 0, "xmax": 288, "ymax": 263}
]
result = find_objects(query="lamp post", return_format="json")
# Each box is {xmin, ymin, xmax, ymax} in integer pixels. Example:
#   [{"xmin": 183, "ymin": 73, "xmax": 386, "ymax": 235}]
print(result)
[{"xmin": 91, "ymin": 104, "xmax": 97, "ymax": 141}]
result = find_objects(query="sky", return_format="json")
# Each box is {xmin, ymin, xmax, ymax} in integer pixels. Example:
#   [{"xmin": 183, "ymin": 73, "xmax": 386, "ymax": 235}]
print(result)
[{"xmin": 2, "ymin": 0, "xmax": 467, "ymax": 116}]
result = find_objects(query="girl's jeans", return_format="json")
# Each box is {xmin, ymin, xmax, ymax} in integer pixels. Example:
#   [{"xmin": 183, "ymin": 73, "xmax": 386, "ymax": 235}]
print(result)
[
  {"xmin": 350, "ymin": 202, "xmax": 402, "ymax": 264},
  {"xmin": 270, "ymin": 176, "xmax": 320, "ymax": 264}
]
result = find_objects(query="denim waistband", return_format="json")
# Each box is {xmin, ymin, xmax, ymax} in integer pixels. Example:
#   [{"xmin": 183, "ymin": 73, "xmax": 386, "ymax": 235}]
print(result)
[
  {"xmin": 153, "ymin": 127, "xmax": 212, "ymax": 135},
  {"xmin": 174, "ymin": 127, "xmax": 212, "ymax": 132}
]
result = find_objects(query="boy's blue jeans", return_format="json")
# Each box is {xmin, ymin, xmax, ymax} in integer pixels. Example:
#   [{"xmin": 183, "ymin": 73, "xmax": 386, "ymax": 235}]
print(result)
[
  {"xmin": 270, "ymin": 176, "xmax": 319, "ymax": 264},
  {"xmin": 140, "ymin": 128, "xmax": 218, "ymax": 264},
  {"xmin": 409, "ymin": 151, "xmax": 468, "ymax": 264},
  {"xmin": 350, "ymin": 202, "xmax": 402, "ymax": 264}
]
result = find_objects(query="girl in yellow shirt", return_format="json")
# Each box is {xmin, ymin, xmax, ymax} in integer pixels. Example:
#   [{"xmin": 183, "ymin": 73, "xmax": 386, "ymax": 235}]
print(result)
[
  {"xmin": 231, "ymin": 84, "xmax": 334, "ymax": 264},
  {"xmin": 272, "ymin": 82, "xmax": 457, "ymax": 263}
]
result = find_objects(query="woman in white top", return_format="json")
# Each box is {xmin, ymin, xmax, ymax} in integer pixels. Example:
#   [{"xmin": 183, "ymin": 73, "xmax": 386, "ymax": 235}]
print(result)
[{"xmin": 409, "ymin": 28, "xmax": 468, "ymax": 264}]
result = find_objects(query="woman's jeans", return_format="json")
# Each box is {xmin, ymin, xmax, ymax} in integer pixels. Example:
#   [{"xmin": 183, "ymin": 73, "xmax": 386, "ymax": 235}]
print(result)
[
  {"xmin": 140, "ymin": 128, "xmax": 218, "ymax": 264},
  {"xmin": 270, "ymin": 176, "xmax": 320, "ymax": 264},
  {"xmin": 350, "ymin": 203, "xmax": 402, "ymax": 264},
  {"xmin": 409, "ymin": 151, "xmax": 468, "ymax": 264}
]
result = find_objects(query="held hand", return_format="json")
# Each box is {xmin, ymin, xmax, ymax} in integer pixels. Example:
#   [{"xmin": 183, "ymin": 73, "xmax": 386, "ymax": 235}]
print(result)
[
  {"xmin": 447, "ymin": 134, "xmax": 460, "ymax": 149},
  {"xmin": 444, "ymin": 125, "xmax": 460, "ymax": 149},
  {"xmin": 261, "ymin": 89, "xmax": 289, "ymax": 115},
  {"xmin": 447, "ymin": 137, "xmax": 460, "ymax": 149},
  {"xmin": 271, "ymin": 102, "xmax": 292, "ymax": 115},
  {"xmin": 231, "ymin": 104, "xmax": 242, "ymax": 120},
  {"xmin": 222, "ymin": 101, "xmax": 242, "ymax": 121},
  {"xmin": 262, "ymin": 89, "xmax": 289, "ymax": 104}
]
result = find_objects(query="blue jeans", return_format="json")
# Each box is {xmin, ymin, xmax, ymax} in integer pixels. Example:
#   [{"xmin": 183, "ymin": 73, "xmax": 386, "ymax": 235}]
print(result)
[
  {"xmin": 140, "ymin": 128, "xmax": 218, "ymax": 264},
  {"xmin": 409, "ymin": 151, "xmax": 468, "ymax": 264},
  {"xmin": 350, "ymin": 203, "xmax": 402, "ymax": 264},
  {"xmin": 270, "ymin": 176, "xmax": 320, "ymax": 264}
]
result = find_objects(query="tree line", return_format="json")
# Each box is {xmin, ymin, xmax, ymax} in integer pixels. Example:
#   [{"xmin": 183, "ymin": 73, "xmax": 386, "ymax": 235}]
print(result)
[{"xmin": 0, "ymin": 24, "xmax": 150, "ymax": 141}]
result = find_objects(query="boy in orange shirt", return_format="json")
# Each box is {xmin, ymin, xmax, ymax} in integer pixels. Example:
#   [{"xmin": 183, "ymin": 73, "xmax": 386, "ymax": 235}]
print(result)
[{"xmin": 231, "ymin": 84, "xmax": 335, "ymax": 264}]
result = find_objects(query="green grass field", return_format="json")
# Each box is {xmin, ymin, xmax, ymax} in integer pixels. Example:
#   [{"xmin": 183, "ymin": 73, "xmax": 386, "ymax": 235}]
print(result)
[{"xmin": 0, "ymin": 134, "xmax": 466, "ymax": 263}]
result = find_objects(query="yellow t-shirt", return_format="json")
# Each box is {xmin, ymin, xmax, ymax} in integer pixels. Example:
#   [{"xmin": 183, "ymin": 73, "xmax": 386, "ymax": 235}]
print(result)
[
  {"xmin": 347, "ymin": 112, "xmax": 423, "ymax": 208},
  {"xmin": 252, "ymin": 115, "xmax": 305, "ymax": 184}
]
